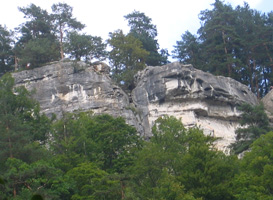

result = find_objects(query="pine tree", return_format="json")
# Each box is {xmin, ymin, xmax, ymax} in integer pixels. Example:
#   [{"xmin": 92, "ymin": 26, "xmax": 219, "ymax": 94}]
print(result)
[{"xmin": 125, "ymin": 10, "xmax": 168, "ymax": 66}]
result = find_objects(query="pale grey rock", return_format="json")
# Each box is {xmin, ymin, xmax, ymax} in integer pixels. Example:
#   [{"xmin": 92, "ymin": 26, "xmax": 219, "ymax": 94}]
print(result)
[
  {"xmin": 12, "ymin": 61, "xmax": 259, "ymax": 153},
  {"xmin": 262, "ymin": 89, "xmax": 273, "ymax": 122},
  {"xmin": 132, "ymin": 62, "xmax": 258, "ymax": 152},
  {"xmin": 12, "ymin": 61, "xmax": 143, "ymax": 133}
]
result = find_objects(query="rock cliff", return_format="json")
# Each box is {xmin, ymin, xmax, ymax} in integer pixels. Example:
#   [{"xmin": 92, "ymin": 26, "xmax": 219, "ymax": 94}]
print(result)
[
  {"xmin": 12, "ymin": 61, "xmax": 258, "ymax": 152},
  {"xmin": 12, "ymin": 61, "xmax": 143, "ymax": 133},
  {"xmin": 132, "ymin": 62, "xmax": 258, "ymax": 152}
]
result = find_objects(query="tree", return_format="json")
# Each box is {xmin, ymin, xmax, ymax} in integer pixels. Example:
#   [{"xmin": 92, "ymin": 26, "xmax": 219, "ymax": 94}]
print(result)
[
  {"xmin": 15, "ymin": 3, "xmax": 60, "ymax": 68},
  {"xmin": 1, "ymin": 158, "xmax": 70, "ymax": 199},
  {"xmin": 127, "ymin": 116, "xmax": 237, "ymax": 200},
  {"xmin": 0, "ymin": 74, "xmax": 67, "ymax": 199},
  {"xmin": 0, "ymin": 74, "xmax": 51, "ymax": 167},
  {"xmin": 67, "ymin": 162, "xmax": 120, "ymax": 200},
  {"xmin": 172, "ymin": 0, "xmax": 273, "ymax": 97},
  {"xmin": 16, "ymin": 37, "xmax": 60, "ymax": 68},
  {"xmin": 107, "ymin": 30, "xmax": 149, "ymax": 91},
  {"xmin": 172, "ymin": 31, "xmax": 202, "ymax": 68},
  {"xmin": 231, "ymin": 103, "xmax": 271, "ymax": 154},
  {"xmin": 51, "ymin": 112, "xmax": 143, "ymax": 173},
  {"xmin": 233, "ymin": 131, "xmax": 273, "ymax": 199},
  {"xmin": 234, "ymin": 3, "xmax": 273, "ymax": 97},
  {"xmin": 125, "ymin": 10, "xmax": 168, "ymax": 66},
  {"xmin": 198, "ymin": 0, "xmax": 240, "ymax": 77},
  {"xmin": 51, "ymin": 3, "xmax": 85, "ymax": 59},
  {"xmin": 0, "ymin": 25, "xmax": 14, "ymax": 74},
  {"xmin": 65, "ymin": 31, "xmax": 107, "ymax": 62}
]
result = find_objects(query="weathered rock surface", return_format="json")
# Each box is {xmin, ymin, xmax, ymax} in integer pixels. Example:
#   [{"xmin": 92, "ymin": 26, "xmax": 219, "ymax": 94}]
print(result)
[
  {"xmin": 12, "ymin": 61, "xmax": 259, "ymax": 153},
  {"xmin": 132, "ymin": 62, "xmax": 258, "ymax": 152},
  {"xmin": 12, "ymin": 61, "xmax": 143, "ymax": 133},
  {"xmin": 262, "ymin": 89, "xmax": 273, "ymax": 122}
]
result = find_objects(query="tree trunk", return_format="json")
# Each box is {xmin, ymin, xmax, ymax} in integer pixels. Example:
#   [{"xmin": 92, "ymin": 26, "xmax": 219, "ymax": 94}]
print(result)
[
  {"xmin": 59, "ymin": 24, "xmax": 64, "ymax": 59},
  {"xmin": 248, "ymin": 57, "xmax": 254, "ymax": 93},
  {"xmin": 222, "ymin": 30, "xmax": 231, "ymax": 76},
  {"xmin": 253, "ymin": 59, "xmax": 260, "ymax": 98},
  {"xmin": 13, "ymin": 184, "xmax": 16, "ymax": 197},
  {"xmin": 7, "ymin": 127, "xmax": 13, "ymax": 158},
  {"xmin": 120, "ymin": 180, "xmax": 125, "ymax": 199},
  {"xmin": 263, "ymin": 43, "xmax": 273, "ymax": 67},
  {"xmin": 14, "ymin": 56, "xmax": 18, "ymax": 71}
]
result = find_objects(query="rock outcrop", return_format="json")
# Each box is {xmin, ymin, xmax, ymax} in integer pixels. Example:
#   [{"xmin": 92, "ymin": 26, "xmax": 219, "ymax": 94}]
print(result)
[
  {"xmin": 12, "ymin": 61, "xmax": 259, "ymax": 153},
  {"xmin": 262, "ymin": 89, "xmax": 273, "ymax": 122},
  {"xmin": 132, "ymin": 62, "xmax": 258, "ymax": 152},
  {"xmin": 12, "ymin": 61, "xmax": 143, "ymax": 133}
]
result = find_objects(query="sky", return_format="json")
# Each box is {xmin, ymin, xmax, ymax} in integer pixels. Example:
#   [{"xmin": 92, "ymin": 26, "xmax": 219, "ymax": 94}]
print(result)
[{"xmin": 0, "ymin": 0, "xmax": 272, "ymax": 55}]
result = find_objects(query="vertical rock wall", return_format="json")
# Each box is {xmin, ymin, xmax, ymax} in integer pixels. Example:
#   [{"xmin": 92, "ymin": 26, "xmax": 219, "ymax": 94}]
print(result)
[
  {"xmin": 12, "ymin": 61, "xmax": 143, "ymax": 133},
  {"xmin": 12, "ymin": 61, "xmax": 259, "ymax": 152},
  {"xmin": 132, "ymin": 62, "xmax": 258, "ymax": 152}
]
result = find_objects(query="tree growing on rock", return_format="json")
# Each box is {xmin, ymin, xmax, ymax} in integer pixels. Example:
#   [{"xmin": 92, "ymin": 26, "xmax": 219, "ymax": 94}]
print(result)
[
  {"xmin": 107, "ymin": 29, "xmax": 149, "ymax": 91},
  {"xmin": 51, "ymin": 3, "xmax": 85, "ymax": 59},
  {"xmin": 65, "ymin": 31, "xmax": 107, "ymax": 62}
]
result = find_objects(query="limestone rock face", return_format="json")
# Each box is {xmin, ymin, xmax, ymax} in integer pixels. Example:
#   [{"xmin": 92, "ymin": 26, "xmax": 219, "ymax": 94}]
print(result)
[
  {"xmin": 12, "ymin": 61, "xmax": 259, "ymax": 153},
  {"xmin": 132, "ymin": 62, "xmax": 258, "ymax": 152},
  {"xmin": 262, "ymin": 89, "xmax": 273, "ymax": 122},
  {"xmin": 12, "ymin": 61, "xmax": 143, "ymax": 133}
]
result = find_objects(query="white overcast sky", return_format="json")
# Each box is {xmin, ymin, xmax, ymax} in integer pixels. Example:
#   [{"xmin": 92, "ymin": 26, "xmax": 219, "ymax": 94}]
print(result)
[{"xmin": 0, "ymin": 0, "xmax": 272, "ymax": 54}]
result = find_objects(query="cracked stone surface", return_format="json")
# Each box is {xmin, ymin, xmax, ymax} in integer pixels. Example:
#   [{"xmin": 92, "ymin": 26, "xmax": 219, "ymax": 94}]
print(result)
[
  {"xmin": 12, "ymin": 61, "xmax": 259, "ymax": 153},
  {"xmin": 12, "ymin": 61, "xmax": 143, "ymax": 133},
  {"xmin": 132, "ymin": 62, "xmax": 258, "ymax": 153}
]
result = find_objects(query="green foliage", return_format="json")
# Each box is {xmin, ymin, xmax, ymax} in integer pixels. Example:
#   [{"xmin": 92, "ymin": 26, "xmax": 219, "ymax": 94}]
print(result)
[
  {"xmin": 1, "ymin": 158, "xmax": 69, "ymax": 199},
  {"xmin": 18, "ymin": 3, "xmax": 53, "ymax": 39},
  {"xmin": 2, "ymin": 3, "xmax": 273, "ymax": 198},
  {"xmin": 233, "ymin": 131, "xmax": 273, "ymax": 199},
  {"xmin": 67, "ymin": 162, "xmax": 120, "ymax": 200},
  {"xmin": 51, "ymin": 112, "xmax": 143, "ymax": 173},
  {"xmin": 173, "ymin": 0, "xmax": 273, "ymax": 97},
  {"xmin": 65, "ymin": 31, "xmax": 107, "ymax": 62},
  {"xmin": 51, "ymin": 2, "xmax": 85, "ymax": 59},
  {"xmin": 108, "ymin": 29, "xmax": 149, "ymax": 91},
  {"xmin": 172, "ymin": 31, "xmax": 202, "ymax": 68},
  {"xmin": 31, "ymin": 194, "xmax": 44, "ymax": 200},
  {"xmin": 0, "ymin": 25, "xmax": 14, "ymax": 74},
  {"xmin": 125, "ymin": 10, "xmax": 169, "ymax": 66},
  {"xmin": 0, "ymin": 74, "xmax": 51, "ymax": 165},
  {"xmin": 0, "ymin": 74, "xmax": 66, "ymax": 199},
  {"xmin": 127, "ymin": 116, "xmax": 237, "ymax": 200},
  {"xmin": 15, "ymin": 4, "xmax": 60, "ymax": 68},
  {"xmin": 231, "ymin": 103, "xmax": 271, "ymax": 154},
  {"xmin": 16, "ymin": 38, "xmax": 60, "ymax": 68}
]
